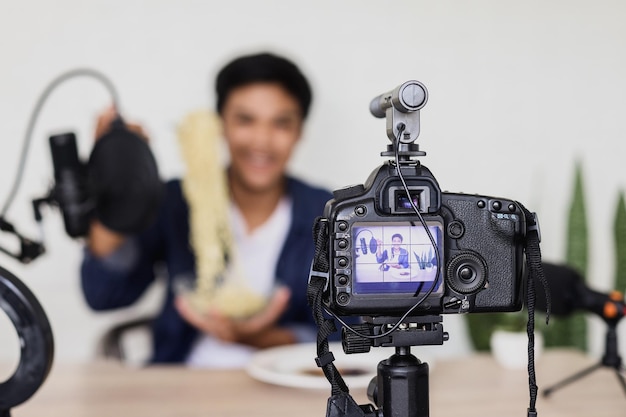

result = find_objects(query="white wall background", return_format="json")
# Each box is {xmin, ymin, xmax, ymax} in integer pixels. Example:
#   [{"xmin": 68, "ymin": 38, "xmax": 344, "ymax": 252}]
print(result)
[{"xmin": 1, "ymin": 0, "xmax": 626, "ymax": 367}]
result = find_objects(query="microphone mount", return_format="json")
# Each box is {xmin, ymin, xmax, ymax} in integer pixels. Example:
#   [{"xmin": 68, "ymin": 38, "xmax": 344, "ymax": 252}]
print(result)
[{"xmin": 0, "ymin": 216, "xmax": 45, "ymax": 264}]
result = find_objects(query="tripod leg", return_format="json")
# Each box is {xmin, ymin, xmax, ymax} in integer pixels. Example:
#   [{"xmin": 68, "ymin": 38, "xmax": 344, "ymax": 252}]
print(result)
[
  {"xmin": 543, "ymin": 362, "xmax": 603, "ymax": 397},
  {"xmin": 615, "ymin": 366, "xmax": 626, "ymax": 396}
]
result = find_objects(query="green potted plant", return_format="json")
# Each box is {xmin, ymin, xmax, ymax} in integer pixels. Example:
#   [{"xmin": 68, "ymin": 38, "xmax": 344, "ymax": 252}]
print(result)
[
  {"xmin": 614, "ymin": 191, "xmax": 626, "ymax": 293},
  {"xmin": 488, "ymin": 310, "xmax": 544, "ymax": 369},
  {"xmin": 542, "ymin": 162, "xmax": 588, "ymax": 350},
  {"xmin": 467, "ymin": 309, "xmax": 543, "ymax": 369}
]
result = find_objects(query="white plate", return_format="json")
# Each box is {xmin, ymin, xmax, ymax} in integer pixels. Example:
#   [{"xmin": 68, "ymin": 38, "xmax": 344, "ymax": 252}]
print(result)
[{"xmin": 246, "ymin": 342, "xmax": 434, "ymax": 389}]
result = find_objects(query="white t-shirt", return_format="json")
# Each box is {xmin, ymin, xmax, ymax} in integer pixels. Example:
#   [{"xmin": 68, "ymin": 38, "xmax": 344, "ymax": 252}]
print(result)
[{"xmin": 185, "ymin": 196, "xmax": 293, "ymax": 368}]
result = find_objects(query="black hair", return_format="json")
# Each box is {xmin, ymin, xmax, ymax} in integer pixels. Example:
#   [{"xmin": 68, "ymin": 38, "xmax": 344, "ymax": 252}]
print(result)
[
  {"xmin": 391, "ymin": 233, "xmax": 404, "ymax": 242},
  {"xmin": 215, "ymin": 52, "xmax": 312, "ymax": 119}
]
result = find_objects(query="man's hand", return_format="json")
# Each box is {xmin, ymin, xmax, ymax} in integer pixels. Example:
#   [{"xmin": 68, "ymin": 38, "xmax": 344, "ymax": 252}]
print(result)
[
  {"xmin": 95, "ymin": 106, "xmax": 147, "ymax": 141},
  {"xmin": 174, "ymin": 286, "xmax": 295, "ymax": 348}
]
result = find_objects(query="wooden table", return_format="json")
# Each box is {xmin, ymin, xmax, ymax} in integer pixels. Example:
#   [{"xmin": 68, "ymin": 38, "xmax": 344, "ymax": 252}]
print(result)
[{"xmin": 8, "ymin": 349, "xmax": 625, "ymax": 416}]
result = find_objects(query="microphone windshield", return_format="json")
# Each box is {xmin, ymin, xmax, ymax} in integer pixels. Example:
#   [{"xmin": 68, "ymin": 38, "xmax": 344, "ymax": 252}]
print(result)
[
  {"xmin": 536, "ymin": 263, "xmax": 582, "ymax": 316},
  {"xmin": 369, "ymin": 237, "xmax": 378, "ymax": 254},
  {"xmin": 88, "ymin": 126, "xmax": 163, "ymax": 234}
]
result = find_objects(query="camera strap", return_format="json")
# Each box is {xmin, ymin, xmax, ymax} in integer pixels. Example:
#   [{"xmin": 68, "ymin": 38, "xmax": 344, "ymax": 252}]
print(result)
[
  {"xmin": 307, "ymin": 217, "xmax": 349, "ymax": 395},
  {"xmin": 517, "ymin": 202, "xmax": 551, "ymax": 417},
  {"xmin": 307, "ymin": 217, "xmax": 371, "ymax": 417}
]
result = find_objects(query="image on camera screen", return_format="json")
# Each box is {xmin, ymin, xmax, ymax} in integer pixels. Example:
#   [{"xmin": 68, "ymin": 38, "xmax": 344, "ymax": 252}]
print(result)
[{"xmin": 352, "ymin": 221, "xmax": 443, "ymax": 295}]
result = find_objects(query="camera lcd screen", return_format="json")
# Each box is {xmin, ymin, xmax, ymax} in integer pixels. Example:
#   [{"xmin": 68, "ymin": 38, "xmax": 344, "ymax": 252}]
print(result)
[{"xmin": 352, "ymin": 221, "xmax": 443, "ymax": 295}]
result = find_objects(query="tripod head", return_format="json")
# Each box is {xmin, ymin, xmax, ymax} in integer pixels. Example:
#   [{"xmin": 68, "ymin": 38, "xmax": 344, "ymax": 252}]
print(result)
[
  {"xmin": 342, "ymin": 315, "xmax": 447, "ymax": 354},
  {"xmin": 339, "ymin": 315, "xmax": 446, "ymax": 417}
]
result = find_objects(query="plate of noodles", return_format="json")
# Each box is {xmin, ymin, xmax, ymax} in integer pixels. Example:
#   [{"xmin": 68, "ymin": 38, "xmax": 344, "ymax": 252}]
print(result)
[{"xmin": 246, "ymin": 342, "xmax": 433, "ymax": 389}]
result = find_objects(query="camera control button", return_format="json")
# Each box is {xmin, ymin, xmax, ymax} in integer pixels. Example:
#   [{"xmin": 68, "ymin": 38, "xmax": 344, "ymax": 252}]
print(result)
[
  {"xmin": 492, "ymin": 201, "xmax": 502, "ymax": 211},
  {"xmin": 477, "ymin": 200, "xmax": 486, "ymax": 209},
  {"xmin": 337, "ymin": 275, "xmax": 349, "ymax": 285},
  {"xmin": 337, "ymin": 221, "xmax": 348, "ymax": 232},
  {"xmin": 508, "ymin": 203, "xmax": 516, "ymax": 212},
  {"xmin": 337, "ymin": 292, "xmax": 350, "ymax": 305},
  {"xmin": 355, "ymin": 206, "xmax": 367, "ymax": 216},
  {"xmin": 447, "ymin": 221, "xmax": 465, "ymax": 239},
  {"xmin": 337, "ymin": 257, "xmax": 349, "ymax": 268},
  {"xmin": 337, "ymin": 239, "xmax": 348, "ymax": 250}
]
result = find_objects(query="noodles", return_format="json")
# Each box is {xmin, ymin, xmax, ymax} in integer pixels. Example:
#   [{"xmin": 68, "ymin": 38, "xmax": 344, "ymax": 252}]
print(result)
[{"xmin": 177, "ymin": 110, "xmax": 266, "ymax": 318}]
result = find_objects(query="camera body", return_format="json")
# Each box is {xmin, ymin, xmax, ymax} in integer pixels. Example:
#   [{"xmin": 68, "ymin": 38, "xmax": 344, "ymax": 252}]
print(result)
[
  {"xmin": 308, "ymin": 80, "xmax": 540, "ymax": 417},
  {"xmin": 325, "ymin": 162, "xmax": 526, "ymax": 317},
  {"xmin": 321, "ymin": 80, "xmax": 527, "ymax": 318}
]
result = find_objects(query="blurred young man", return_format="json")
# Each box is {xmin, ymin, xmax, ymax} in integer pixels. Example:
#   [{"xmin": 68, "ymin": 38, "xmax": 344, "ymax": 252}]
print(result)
[{"xmin": 82, "ymin": 53, "xmax": 330, "ymax": 366}]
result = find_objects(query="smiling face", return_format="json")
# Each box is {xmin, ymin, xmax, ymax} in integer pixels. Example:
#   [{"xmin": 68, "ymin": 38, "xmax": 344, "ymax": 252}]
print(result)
[
  {"xmin": 392, "ymin": 235, "xmax": 403, "ymax": 251},
  {"xmin": 221, "ymin": 82, "xmax": 303, "ymax": 195}
]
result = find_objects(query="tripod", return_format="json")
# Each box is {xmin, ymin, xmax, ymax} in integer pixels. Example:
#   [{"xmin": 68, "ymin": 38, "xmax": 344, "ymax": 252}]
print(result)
[
  {"xmin": 323, "ymin": 315, "xmax": 444, "ymax": 417},
  {"xmin": 326, "ymin": 346, "xmax": 431, "ymax": 417},
  {"xmin": 543, "ymin": 319, "xmax": 626, "ymax": 397},
  {"xmin": 364, "ymin": 346, "xmax": 431, "ymax": 417}
]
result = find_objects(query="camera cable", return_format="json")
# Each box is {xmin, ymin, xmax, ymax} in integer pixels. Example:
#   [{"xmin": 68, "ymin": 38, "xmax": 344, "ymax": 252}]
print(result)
[{"xmin": 392, "ymin": 123, "xmax": 443, "ymax": 300}]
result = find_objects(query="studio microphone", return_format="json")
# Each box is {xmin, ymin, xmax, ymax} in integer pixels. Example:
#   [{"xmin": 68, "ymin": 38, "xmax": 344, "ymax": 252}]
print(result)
[
  {"xmin": 360, "ymin": 238, "xmax": 368, "ymax": 255},
  {"xmin": 355, "ymin": 230, "xmax": 379, "ymax": 255},
  {"xmin": 49, "ymin": 132, "xmax": 92, "ymax": 237},
  {"xmin": 538, "ymin": 262, "xmax": 626, "ymax": 322}
]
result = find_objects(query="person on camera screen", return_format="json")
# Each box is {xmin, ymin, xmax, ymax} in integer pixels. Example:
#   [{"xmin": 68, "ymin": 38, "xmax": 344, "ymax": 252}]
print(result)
[
  {"xmin": 376, "ymin": 233, "xmax": 410, "ymax": 271},
  {"xmin": 81, "ymin": 52, "xmax": 330, "ymax": 367}
]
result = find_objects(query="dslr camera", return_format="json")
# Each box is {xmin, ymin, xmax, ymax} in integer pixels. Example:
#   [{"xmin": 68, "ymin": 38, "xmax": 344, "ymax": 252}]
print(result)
[{"xmin": 322, "ymin": 80, "xmax": 526, "ymax": 319}]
